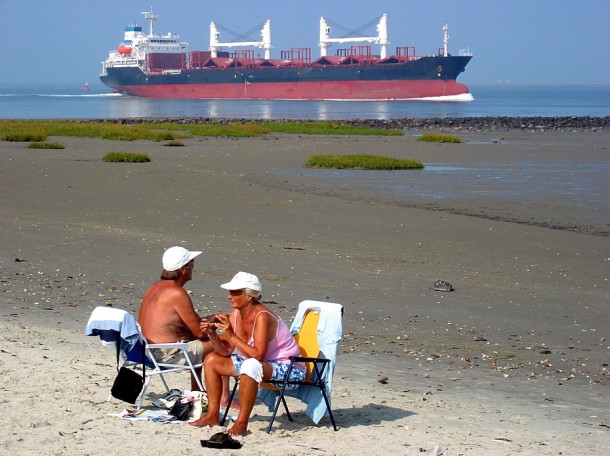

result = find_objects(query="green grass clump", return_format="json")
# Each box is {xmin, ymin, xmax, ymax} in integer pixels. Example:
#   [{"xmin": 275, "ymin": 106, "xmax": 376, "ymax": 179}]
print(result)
[
  {"xmin": 0, "ymin": 120, "xmax": 48, "ymax": 142},
  {"xmin": 3, "ymin": 132, "xmax": 47, "ymax": 142},
  {"xmin": 164, "ymin": 140, "xmax": 185, "ymax": 147},
  {"xmin": 417, "ymin": 131, "xmax": 463, "ymax": 143},
  {"xmin": 305, "ymin": 154, "xmax": 423, "ymax": 170},
  {"xmin": 0, "ymin": 120, "xmax": 189, "ymax": 142},
  {"xmin": 183, "ymin": 122, "xmax": 270, "ymax": 137},
  {"xmin": 265, "ymin": 120, "xmax": 402, "ymax": 136},
  {"xmin": 0, "ymin": 120, "xmax": 403, "ymax": 142},
  {"xmin": 27, "ymin": 142, "xmax": 65, "ymax": 149},
  {"xmin": 102, "ymin": 152, "xmax": 151, "ymax": 163}
]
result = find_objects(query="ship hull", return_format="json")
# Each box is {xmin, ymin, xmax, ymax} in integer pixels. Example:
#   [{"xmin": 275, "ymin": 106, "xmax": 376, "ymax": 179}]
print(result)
[{"xmin": 101, "ymin": 55, "xmax": 472, "ymax": 100}]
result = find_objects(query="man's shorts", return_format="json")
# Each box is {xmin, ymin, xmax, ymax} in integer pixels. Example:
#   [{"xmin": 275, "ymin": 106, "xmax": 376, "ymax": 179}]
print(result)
[
  {"xmin": 231, "ymin": 354, "xmax": 306, "ymax": 389},
  {"xmin": 152, "ymin": 339, "xmax": 204, "ymax": 365}
]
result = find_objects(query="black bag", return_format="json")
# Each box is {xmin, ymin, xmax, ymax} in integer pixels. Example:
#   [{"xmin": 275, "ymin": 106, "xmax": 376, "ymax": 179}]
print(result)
[
  {"xmin": 111, "ymin": 340, "xmax": 146, "ymax": 404},
  {"xmin": 111, "ymin": 366, "xmax": 145, "ymax": 404},
  {"xmin": 169, "ymin": 398, "xmax": 193, "ymax": 421}
]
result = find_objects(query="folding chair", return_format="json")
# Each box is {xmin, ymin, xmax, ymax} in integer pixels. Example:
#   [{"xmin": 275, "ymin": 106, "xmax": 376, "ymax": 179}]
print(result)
[
  {"xmin": 85, "ymin": 306, "xmax": 204, "ymax": 409},
  {"xmin": 221, "ymin": 300, "xmax": 343, "ymax": 432}
]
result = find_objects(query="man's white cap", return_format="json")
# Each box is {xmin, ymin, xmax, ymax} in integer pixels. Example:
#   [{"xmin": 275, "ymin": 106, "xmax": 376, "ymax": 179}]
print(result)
[
  {"xmin": 162, "ymin": 246, "xmax": 202, "ymax": 271},
  {"xmin": 220, "ymin": 271, "xmax": 262, "ymax": 292}
]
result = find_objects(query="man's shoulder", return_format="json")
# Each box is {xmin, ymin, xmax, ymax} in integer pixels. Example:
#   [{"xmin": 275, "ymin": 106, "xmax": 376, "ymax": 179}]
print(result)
[
  {"xmin": 149, "ymin": 279, "xmax": 188, "ymax": 296},
  {"xmin": 142, "ymin": 281, "xmax": 190, "ymax": 312}
]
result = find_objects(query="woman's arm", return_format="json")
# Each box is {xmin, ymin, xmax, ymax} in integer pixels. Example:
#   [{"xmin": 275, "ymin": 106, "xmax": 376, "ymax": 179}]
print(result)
[
  {"xmin": 201, "ymin": 312, "xmax": 233, "ymax": 356},
  {"xmin": 218, "ymin": 311, "xmax": 274, "ymax": 361}
]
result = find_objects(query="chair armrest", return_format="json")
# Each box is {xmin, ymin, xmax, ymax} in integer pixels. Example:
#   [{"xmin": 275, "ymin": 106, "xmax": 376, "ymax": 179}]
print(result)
[
  {"xmin": 147, "ymin": 342, "xmax": 190, "ymax": 350},
  {"xmin": 290, "ymin": 356, "xmax": 330, "ymax": 364},
  {"xmin": 145, "ymin": 342, "xmax": 203, "ymax": 369}
]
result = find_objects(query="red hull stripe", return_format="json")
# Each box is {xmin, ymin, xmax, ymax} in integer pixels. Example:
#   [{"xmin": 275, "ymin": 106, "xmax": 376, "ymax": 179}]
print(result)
[{"xmin": 115, "ymin": 79, "xmax": 469, "ymax": 100}]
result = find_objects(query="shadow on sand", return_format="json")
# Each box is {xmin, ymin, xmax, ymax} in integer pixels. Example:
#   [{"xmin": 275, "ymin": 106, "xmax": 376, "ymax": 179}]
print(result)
[{"xmin": 254, "ymin": 403, "xmax": 415, "ymax": 430}]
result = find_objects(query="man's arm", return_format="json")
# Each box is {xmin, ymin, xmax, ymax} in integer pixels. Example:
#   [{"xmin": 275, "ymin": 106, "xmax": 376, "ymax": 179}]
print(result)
[{"xmin": 172, "ymin": 288, "xmax": 206, "ymax": 340}]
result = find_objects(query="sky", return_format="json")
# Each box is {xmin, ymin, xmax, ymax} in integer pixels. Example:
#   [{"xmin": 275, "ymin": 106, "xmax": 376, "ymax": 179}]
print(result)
[{"xmin": 1, "ymin": 0, "xmax": 608, "ymax": 85}]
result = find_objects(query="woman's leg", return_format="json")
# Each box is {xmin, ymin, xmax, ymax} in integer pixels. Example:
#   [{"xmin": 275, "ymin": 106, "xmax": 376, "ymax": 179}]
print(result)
[
  {"xmin": 189, "ymin": 352, "xmax": 236, "ymax": 427},
  {"xmin": 226, "ymin": 361, "xmax": 273, "ymax": 436}
]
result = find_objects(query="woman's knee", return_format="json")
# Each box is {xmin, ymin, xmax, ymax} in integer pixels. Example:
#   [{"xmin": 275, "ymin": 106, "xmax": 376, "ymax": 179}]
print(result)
[
  {"xmin": 204, "ymin": 352, "xmax": 228, "ymax": 372},
  {"xmin": 239, "ymin": 358, "xmax": 263, "ymax": 383}
]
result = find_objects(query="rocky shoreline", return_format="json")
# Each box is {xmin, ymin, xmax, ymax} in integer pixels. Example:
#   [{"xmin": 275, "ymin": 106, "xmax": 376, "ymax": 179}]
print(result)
[
  {"xmin": 343, "ymin": 115, "xmax": 610, "ymax": 132},
  {"xmin": 83, "ymin": 115, "xmax": 610, "ymax": 132}
]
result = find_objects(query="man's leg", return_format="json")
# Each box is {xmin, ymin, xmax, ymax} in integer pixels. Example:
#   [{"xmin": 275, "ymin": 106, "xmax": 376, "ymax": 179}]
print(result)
[
  {"xmin": 189, "ymin": 339, "xmax": 214, "ymax": 391},
  {"xmin": 221, "ymin": 376, "xmax": 241, "ymax": 410}
]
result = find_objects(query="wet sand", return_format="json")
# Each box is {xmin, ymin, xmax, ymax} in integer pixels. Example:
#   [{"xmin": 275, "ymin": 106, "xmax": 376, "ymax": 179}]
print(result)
[{"xmin": 1, "ymin": 129, "xmax": 609, "ymax": 454}]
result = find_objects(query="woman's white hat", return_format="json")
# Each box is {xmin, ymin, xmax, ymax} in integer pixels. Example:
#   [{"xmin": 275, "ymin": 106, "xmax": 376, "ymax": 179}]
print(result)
[{"xmin": 221, "ymin": 271, "xmax": 262, "ymax": 292}]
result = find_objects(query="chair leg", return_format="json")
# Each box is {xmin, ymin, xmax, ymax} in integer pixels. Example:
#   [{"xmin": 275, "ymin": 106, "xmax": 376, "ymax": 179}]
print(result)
[
  {"xmin": 137, "ymin": 375, "xmax": 153, "ymax": 410},
  {"xmin": 266, "ymin": 393, "xmax": 293, "ymax": 433},
  {"xmin": 320, "ymin": 387, "xmax": 338, "ymax": 431},
  {"xmin": 281, "ymin": 395, "xmax": 292, "ymax": 422},
  {"xmin": 157, "ymin": 372, "xmax": 170, "ymax": 392},
  {"xmin": 220, "ymin": 378, "xmax": 239, "ymax": 426}
]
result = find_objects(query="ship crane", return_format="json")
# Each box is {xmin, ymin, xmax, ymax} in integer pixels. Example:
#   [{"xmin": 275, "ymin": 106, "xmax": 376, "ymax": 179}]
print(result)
[
  {"xmin": 319, "ymin": 13, "xmax": 388, "ymax": 58},
  {"xmin": 210, "ymin": 20, "xmax": 272, "ymax": 59}
]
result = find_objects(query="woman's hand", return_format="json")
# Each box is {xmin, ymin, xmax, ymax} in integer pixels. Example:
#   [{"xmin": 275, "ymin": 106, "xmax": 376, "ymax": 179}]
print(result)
[{"xmin": 214, "ymin": 313, "xmax": 235, "ymax": 341}]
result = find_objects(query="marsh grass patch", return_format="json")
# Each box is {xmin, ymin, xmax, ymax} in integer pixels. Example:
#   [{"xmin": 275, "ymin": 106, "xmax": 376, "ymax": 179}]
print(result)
[
  {"xmin": 305, "ymin": 154, "xmax": 424, "ymax": 170},
  {"xmin": 102, "ymin": 152, "xmax": 151, "ymax": 163},
  {"xmin": 27, "ymin": 141, "xmax": 65, "ymax": 149},
  {"xmin": 164, "ymin": 140, "xmax": 185, "ymax": 147},
  {"xmin": 264, "ymin": 120, "xmax": 402, "ymax": 136},
  {"xmin": 0, "ymin": 120, "xmax": 403, "ymax": 141},
  {"xmin": 417, "ymin": 131, "xmax": 463, "ymax": 143}
]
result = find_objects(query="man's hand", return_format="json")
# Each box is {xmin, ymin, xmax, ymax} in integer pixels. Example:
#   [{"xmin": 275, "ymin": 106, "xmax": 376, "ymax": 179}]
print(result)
[
  {"xmin": 200, "ymin": 313, "xmax": 229, "ymax": 335},
  {"xmin": 200, "ymin": 316, "xmax": 216, "ymax": 335}
]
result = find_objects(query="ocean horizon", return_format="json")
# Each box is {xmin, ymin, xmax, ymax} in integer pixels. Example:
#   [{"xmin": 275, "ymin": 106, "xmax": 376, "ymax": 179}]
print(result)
[{"xmin": 0, "ymin": 83, "xmax": 609, "ymax": 120}]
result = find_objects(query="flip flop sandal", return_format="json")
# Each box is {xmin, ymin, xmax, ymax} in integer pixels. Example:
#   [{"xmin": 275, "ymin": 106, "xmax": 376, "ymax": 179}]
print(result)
[
  {"xmin": 200, "ymin": 432, "xmax": 242, "ymax": 449},
  {"xmin": 152, "ymin": 389, "xmax": 183, "ymax": 408},
  {"xmin": 161, "ymin": 389, "xmax": 182, "ymax": 400}
]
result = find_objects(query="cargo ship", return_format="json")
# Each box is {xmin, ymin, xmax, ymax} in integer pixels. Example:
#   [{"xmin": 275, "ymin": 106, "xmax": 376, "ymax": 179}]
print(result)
[{"xmin": 100, "ymin": 10, "xmax": 473, "ymax": 101}]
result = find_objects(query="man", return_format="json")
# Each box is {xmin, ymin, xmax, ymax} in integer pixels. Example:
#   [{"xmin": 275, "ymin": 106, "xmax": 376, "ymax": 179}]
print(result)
[{"xmin": 138, "ymin": 246, "xmax": 213, "ymax": 391}]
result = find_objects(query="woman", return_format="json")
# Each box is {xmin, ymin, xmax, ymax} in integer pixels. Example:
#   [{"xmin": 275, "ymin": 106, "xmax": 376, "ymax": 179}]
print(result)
[{"xmin": 190, "ymin": 271, "xmax": 306, "ymax": 436}]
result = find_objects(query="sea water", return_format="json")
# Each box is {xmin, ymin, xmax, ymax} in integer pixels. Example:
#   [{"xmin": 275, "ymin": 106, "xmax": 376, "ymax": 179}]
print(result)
[{"xmin": 0, "ymin": 83, "xmax": 609, "ymax": 120}]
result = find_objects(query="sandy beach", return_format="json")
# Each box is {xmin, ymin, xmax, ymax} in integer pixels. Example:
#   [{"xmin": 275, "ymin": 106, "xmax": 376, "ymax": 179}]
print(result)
[{"xmin": 1, "ymin": 128, "xmax": 608, "ymax": 455}]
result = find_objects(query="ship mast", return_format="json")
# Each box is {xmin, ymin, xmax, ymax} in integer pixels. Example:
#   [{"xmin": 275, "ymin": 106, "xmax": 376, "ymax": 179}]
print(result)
[
  {"xmin": 442, "ymin": 23, "xmax": 449, "ymax": 57},
  {"xmin": 319, "ymin": 14, "xmax": 388, "ymax": 58},
  {"xmin": 141, "ymin": 9, "xmax": 158, "ymax": 37}
]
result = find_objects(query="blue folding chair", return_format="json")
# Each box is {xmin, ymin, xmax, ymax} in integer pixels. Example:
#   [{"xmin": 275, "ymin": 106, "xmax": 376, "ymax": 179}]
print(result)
[{"xmin": 85, "ymin": 306, "xmax": 204, "ymax": 409}]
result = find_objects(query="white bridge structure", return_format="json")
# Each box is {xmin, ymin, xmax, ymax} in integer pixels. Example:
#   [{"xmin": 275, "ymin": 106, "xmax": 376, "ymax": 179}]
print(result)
[
  {"xmin": 209, "ymin": 14, "xmax": 391, "ymax": 60},
  {"xmin": 210, "ymin": 20, "xmax": 272, "ymax": 59},
  {"xmin": 319, "ymin": 13, "xmax": 388, "ymax": 58}
]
